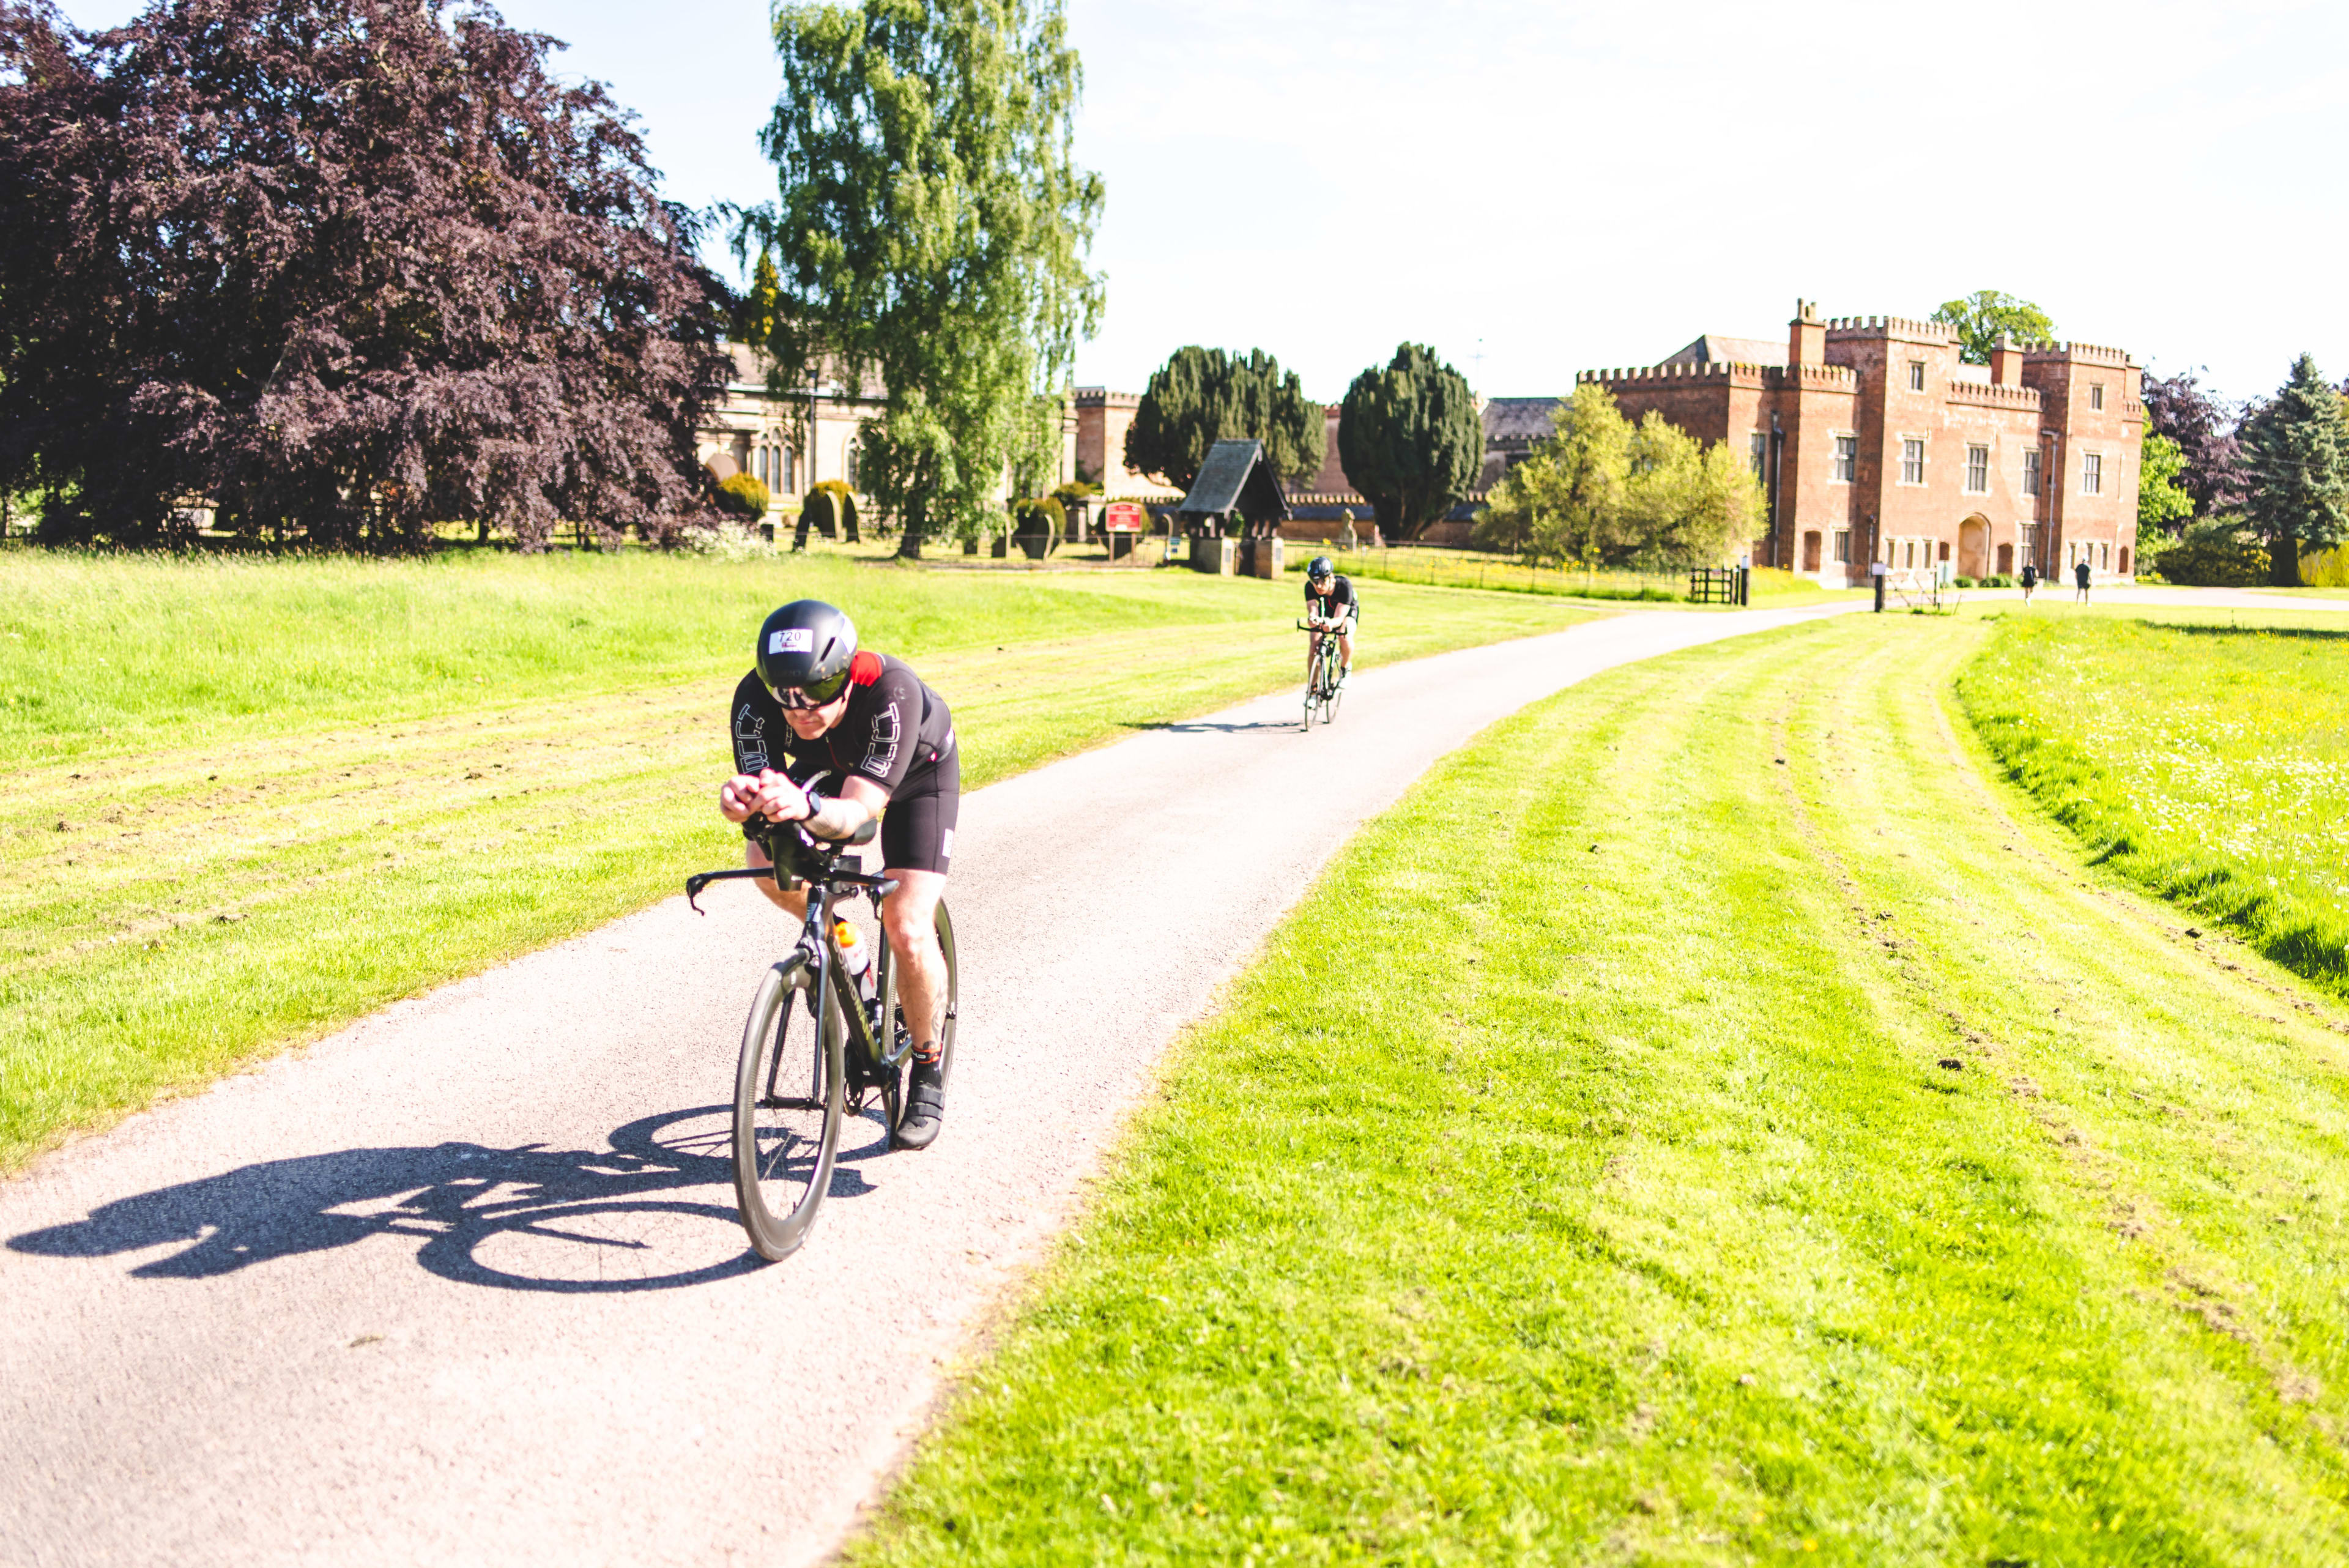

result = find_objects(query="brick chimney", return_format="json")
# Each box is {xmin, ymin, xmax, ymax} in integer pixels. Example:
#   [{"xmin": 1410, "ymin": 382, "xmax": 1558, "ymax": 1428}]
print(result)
[
  {"xmin": 1788, "ymin": 299, "xmax": 1824, "ymax": 366},
  {"xmin": 1989, "ymin": 332, "xmax": 2025, "ymax": 388}
]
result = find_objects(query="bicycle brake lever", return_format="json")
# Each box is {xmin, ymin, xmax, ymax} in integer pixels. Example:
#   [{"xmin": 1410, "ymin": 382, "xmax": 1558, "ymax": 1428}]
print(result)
[{"xmin": 685, "ymin": 872, "xmax": 713, "ymax": 915}]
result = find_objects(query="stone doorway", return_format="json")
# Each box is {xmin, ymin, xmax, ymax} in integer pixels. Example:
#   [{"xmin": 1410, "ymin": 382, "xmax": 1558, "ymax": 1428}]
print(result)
[{"xmin": 1958, "ymin": 515, "xmax": 1989, "ymax": 579}]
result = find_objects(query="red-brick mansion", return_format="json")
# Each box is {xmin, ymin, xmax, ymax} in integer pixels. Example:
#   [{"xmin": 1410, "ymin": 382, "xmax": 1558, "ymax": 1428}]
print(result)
[{"xmin": 1573, "ymin": 301, "xmax": 2144, "ymax": 585}]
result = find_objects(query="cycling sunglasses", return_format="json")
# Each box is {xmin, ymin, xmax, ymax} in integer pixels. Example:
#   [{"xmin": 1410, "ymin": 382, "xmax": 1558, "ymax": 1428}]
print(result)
[{"xmin": 770, "ymin": 669, "xmax": 853, "ymax": 710}]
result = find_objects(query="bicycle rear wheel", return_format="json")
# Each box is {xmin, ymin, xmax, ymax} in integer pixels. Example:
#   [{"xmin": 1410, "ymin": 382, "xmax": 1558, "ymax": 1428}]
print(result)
[{"xmin": 733, "ymin": 957, "xmax": 845, "ymax": 1261}]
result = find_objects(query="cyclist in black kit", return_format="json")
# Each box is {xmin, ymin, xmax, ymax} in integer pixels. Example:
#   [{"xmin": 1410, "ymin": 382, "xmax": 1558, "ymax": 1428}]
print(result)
[
  {"xmin": 718, "ymin": 600, "xmax": 957, "ymax": 1148},
  {"xmin": 1302, "ymin": 555, "xmax": 1358, "ymax": 688}
]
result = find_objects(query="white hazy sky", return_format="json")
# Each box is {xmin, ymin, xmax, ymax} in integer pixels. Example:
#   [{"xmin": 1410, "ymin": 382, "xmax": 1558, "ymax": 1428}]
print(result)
[{"xmin": 57, "ymin": 0, "xmax": 2349, "ymax": 406}]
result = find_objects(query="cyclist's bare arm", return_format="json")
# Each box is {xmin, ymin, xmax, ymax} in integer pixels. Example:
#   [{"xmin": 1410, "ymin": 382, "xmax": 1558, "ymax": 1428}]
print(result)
[{"xmin": 719, "ymin": 769, "xmax": 888, "ymax": 841}]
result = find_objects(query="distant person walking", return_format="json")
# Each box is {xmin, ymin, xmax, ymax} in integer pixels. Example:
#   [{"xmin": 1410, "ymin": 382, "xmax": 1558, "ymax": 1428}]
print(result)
[
  {"xmin": 2019, "ymin": 560, "xmax": 2038, "ymax": 603},
  {"xmin": 2074, "ymin": 558, "xmax": 2092, "ymax": 603}
]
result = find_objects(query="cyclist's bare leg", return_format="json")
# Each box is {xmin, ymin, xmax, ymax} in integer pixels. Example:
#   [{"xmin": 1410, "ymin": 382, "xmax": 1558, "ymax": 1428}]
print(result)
[
  {"xmin": 1337, "ymin": 622, "xmax": 1353, "ymax": 677},
  {"xmin": 880, "ymin": 868, "xmax": 949, "ymax": 1058}
]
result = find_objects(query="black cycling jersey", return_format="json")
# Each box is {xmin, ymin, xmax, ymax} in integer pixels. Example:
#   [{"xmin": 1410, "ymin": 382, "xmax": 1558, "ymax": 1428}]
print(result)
[
  {"xmin": 730, "ymin": 653, "xmax": 959, "ymax": 872},
  {"xmin": 1305, "ymin": 573, "xmax": 1358, "ymax": 623}
]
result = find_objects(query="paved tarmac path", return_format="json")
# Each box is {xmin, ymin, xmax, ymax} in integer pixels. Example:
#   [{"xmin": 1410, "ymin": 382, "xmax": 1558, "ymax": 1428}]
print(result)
[{"xmin": 0, "ymin": 593, "xmax": 2253, "ymax": 1567}]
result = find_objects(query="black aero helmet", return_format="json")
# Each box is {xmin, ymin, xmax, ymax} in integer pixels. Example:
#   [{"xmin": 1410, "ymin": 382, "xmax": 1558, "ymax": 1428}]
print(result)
[
  {"xmin": 1307, "ymin": 555, "xmax": 1334, "ymax": 580},
  {"xmin": 755, "ymin": 600, "xmax": 858, "ymax": 707}
]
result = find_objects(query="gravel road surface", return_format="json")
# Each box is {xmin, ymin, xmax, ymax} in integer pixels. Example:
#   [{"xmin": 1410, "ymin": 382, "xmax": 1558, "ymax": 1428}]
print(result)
[{"xmin": 2, "ymin": 600, "xmax": 1924, "ymax": 1568}]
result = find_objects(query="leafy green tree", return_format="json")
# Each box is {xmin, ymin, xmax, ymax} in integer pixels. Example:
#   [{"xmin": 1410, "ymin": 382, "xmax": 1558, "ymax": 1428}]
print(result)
[
  {"xmin": 1475, "ymin": 384, "xmax": 1761, "ymax": 569},
  {"xmin": 743, "ymin": 0, "xmax": 1104, "ymax": 559},
  {"xmin": 1930, "ymin": 290, "xmax": 2057, "ymax": 365},
  {"xmin": 1619, "ymin": 415, "xmax": 1765, "ymax": 571},
  {"xmin": 2239, "ymin": 353, "xmax": 2349, "ymax": 586},
  {"xmin": 2136, "ymin": 431, "xmax": 2194, "ymax": 535},
  {"xmin": 1337, "ymin": 343, "xmax": 1481, "ymax": 540},
  {"xmin": 1474, "ymin": 384, "xmax": 1626, "ymax": 563},
  {"xmin": 1123, "ymin": 346, "xmax": 1323, "ymax": 492}
]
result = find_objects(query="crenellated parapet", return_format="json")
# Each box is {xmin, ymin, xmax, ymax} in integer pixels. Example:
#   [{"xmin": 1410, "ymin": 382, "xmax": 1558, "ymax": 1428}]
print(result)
[
  {"xmin": 1822, "ymin": 314, "xmax": 1960, "ymax": 343},
  {"xmin": 2024, "ymin": 341, "xmax": 2132, "ymax": 367},
  {"xmin": 1946, "ymin": 381, "xmax": 2041, "ymax": 411},
  {"xmin": 1576, "ymin": 361, "xmax": 1855, "ymax": 390}
]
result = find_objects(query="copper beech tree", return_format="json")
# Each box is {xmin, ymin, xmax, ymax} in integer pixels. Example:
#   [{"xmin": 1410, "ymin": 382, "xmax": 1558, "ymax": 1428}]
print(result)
[{"xmin": 0, "ymin": 0, "xmax": 730, "ymax": 549}]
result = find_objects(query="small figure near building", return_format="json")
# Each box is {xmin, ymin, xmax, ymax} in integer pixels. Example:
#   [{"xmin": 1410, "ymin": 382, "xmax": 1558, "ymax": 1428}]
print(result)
[{"xmin": 2075, "ymin": 557, "xmax": 2092, "ymax": 603}]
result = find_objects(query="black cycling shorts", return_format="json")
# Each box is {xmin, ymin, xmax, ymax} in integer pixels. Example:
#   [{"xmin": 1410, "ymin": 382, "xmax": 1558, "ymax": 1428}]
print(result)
[{"xmin": 879, "ymin": 742, "xmax": 960, "ymax": 875}]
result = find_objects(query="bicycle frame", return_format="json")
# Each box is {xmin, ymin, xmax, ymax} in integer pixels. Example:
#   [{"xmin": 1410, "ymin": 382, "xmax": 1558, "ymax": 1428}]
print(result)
[{"xmin": 688, "ymin": 824, "xmax": 909, "ymax": 1093}]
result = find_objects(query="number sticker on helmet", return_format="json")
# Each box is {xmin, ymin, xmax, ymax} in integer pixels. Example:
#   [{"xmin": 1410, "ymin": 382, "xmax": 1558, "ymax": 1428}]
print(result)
[{"xmin": 769, "ymin": 627, "xmax": 814, "ymax": 655}]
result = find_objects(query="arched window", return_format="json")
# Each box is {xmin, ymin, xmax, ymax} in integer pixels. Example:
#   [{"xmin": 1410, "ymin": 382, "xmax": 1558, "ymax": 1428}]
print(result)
[
  {"xmin": 781, "ymin": 445, "xmax": 795, "ymax": 493},
  {"xmin": 753, "ymin": 447, "xmax": 769, "ymax": 488}
]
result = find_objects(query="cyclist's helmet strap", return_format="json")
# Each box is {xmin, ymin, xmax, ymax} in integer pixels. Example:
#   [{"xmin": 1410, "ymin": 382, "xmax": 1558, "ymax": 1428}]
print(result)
[{"xmin": 755, "ymin": 599, "xmax": 859, "ymax": 703}]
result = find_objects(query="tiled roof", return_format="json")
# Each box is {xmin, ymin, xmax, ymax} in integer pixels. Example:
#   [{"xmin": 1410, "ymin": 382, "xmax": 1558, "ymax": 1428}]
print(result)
[
  {"xmin": 1178, "ymin": 439, "xmax": 1291, "ymax": 520},
  {"xmin": 1483, "ymin": 398, "xmax": 1562, "ymax": 443},
  {"xmin": 1660, "ymin": 334, "xmax": 1783, "ymax": 368}
]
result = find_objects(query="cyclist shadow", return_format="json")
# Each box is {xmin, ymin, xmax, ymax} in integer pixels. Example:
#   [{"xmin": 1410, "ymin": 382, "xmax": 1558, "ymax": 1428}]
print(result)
[
  {"xmin": 7, "ymin": 1105, "xmax": 893, "ymax": 1293},
  {"xmin": 1124, "ymin": 719, "xmax": 1298, "ymax": 734}
]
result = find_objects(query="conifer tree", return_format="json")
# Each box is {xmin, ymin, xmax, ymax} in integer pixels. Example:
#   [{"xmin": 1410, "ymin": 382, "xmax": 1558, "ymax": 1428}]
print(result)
[
  {"xmin": 1123, "ymin": 346, "xmax": 1323, "ymax": 493},
  {"xmin": 1337, "ymin": 344, "xmax": 1481, "ymax": 540},
  {"xmin": 2240, "ymin": 353, "xmax": 2349, "ymax": 586}
]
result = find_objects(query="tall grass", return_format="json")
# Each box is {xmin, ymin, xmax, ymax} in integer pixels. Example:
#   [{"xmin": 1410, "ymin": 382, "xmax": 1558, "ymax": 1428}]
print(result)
[{"xmin": 1958, "ymin": 614, "xmax": 2349, "ymax": 996}]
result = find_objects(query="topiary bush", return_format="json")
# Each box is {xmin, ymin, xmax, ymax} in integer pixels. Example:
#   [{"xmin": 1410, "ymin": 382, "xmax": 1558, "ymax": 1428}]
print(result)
[
  {"xmin": 1011, "ymin": 496, "xmax": 1064, "ymax": 560},
  {"xmin": 716, "ymin": 472, "xmax": 770, "ymax": 519}
]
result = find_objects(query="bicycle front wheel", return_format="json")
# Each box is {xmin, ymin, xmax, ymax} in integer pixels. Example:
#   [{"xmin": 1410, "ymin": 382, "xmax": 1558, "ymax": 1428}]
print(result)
[{"xmin": 733, "ymin": 957, "xmax": 845, "ymax": 1261}]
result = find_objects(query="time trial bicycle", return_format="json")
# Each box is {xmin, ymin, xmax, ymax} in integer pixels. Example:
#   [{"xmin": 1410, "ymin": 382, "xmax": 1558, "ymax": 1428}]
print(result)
[
  {"xmin": 686, "ymin": 817, "xmax": 959, "ymax": 1262},
  {"xmin": 1297, "ymin": 617, "xmax": 1345, "ymax": 730}
]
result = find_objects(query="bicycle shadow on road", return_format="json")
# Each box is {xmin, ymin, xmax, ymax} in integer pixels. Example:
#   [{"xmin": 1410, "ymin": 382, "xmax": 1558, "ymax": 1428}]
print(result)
[
  {"xmin": 7, "ymin": 1104, "xmax": 892, "ymax": 1293},
  {"xmin": 1123, "ymin": 719, "xmax": 1301, "ymax": 735}
]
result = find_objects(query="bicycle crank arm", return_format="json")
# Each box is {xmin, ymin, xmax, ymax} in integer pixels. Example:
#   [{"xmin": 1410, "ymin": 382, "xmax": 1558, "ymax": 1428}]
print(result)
[{"xmin": 684, "ymin": 865, "xmax": 775, "ymax": 914}]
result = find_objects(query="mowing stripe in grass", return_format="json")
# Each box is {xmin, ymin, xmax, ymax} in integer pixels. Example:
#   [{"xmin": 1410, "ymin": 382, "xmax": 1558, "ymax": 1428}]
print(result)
[{"xmin": 848, "ymin": 612, "xmax": 2349, "ymax": 1565}]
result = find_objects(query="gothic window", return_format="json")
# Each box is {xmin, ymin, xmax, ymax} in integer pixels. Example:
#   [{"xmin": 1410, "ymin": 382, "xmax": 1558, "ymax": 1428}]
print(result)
[
  {"xmin": 1907, "ymin": 361, "xmax": 1926, "ymax": 392},
  {"xmin": 781, "ymin": 445, "xmax": 796, "ymax": 492},
  {"xmin": 2022, "ymin": 447, "xmax": 2041, "ymax": 496},
  {"xmin": 1900, "ymin": 439, "xmax": 1925, "ymax": 485},
  {"xmin": 1833, "ymin": 435, "xmax": 1856, "ymax": 482},
  {"xmin": 1965, "ymin": 445, "xmax": 1989, "ymax": 493},
  {"xmin": 2090, "ymin": 383, "xmax": 2106, "ymax": 411},
  {"xmin": 2082, "ymin": 453, "xmax": 2103, "ymax": 494}
]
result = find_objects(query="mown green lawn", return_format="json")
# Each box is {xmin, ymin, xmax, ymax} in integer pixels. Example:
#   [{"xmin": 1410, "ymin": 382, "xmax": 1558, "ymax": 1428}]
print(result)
[
  {"xmin": 1958, "ymin": 611, "xmax": 2349, "ymax": 1000},
  {"xmin": 0, "ymin": 548, "xmax": 1606, "ymax": 1169},
  {"xmin": 853, "ymin": 611, "xmax": 2349, "ymax": 1565}
]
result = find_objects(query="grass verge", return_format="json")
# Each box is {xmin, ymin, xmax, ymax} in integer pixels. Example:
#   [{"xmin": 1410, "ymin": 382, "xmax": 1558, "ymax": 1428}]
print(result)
[
  {"xmin": 1957, "ymin": 611, "xmax": 2349, "ymax": 1000},
  {"xmin": 852, "ymin": 611, "xmax": 2349, "ymax": 1564},
  {"xmin": 0, "ymin": 550, "xmax": 1605, "ymax": 1170}
]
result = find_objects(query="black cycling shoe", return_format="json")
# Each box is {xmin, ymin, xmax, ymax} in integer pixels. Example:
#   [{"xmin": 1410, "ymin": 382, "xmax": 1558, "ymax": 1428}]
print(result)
[{"xmin": 896, "ymin": 1057, "xmax": 946, "ymax": 1150}]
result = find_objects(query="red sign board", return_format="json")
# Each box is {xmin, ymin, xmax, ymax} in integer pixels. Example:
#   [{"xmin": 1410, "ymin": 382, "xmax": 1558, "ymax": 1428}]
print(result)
[{"xmin": 1102, "ymin": 501, "xmax": 1145, "ymax": 532}]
